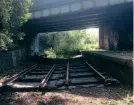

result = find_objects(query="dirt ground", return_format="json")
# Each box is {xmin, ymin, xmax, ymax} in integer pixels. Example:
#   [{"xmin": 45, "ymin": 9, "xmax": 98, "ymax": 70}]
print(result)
[{"xmin": 0, "ymin": 86, "xmax": 133, "ymax": 105}]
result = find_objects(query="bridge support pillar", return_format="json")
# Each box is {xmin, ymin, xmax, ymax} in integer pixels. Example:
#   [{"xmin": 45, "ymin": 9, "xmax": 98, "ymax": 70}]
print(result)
[
  {"xmin": 99, "ymin": 27, "xmax": 118, "ymax": 50},
  {"xmin": 30, "ymin": 34, "xmax": 39, "ymax": 56},
  {"xmin": 99, "ymin": 24, "xmax": 132, "ymax": 51}
]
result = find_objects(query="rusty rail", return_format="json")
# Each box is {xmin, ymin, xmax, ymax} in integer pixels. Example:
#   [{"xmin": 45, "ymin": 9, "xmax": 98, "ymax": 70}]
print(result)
[
  {"xmin": 65, "ymin": 62, "xmax": 69, "ymax": 85},
  {"xmin": 0, "ymin": 62, "xmax": 113, "ymax": 92},
  {"xmin": 86, "ymin": 62, "xmax": 106, "ymax": 81},
  {"xmin": 40, "ymin": 64, "xmax": 56, "ymax": 87},
  {"xmin": 2, "ymin": 64, "xmax": 38, "ymax": 86}
]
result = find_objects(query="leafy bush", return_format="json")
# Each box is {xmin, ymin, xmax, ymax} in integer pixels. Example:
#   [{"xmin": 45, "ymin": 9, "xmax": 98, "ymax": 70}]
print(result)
[
  {"xmin": 39, "ymin": 29, "xmax": 99, "ymax": 58},
  {"xmin": 44, "ymin": 48, "xmax": 56, "ymax": 58},
  {"xmin": 0, "ymin": 31, "xmax": 12, "ymax": 51}
]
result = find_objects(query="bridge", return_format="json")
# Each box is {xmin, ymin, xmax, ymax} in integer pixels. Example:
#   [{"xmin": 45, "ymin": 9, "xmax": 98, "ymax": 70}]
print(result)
[
  {"xmin": 31, "ymin": 0, "xmax": 132, "ymax": 18},
  {"xmin": 21, "ymin": 0, "xmax": 133, "ymax": 56},
  {"xmin": 0, "ymin": 0, "xmax": 133, "ymax": 92}
]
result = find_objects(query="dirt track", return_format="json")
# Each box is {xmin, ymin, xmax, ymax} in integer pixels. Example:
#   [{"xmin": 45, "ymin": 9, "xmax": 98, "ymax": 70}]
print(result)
[{"xmin": 0, "ymin": 86, "xmax": 132, "ymax": 105}]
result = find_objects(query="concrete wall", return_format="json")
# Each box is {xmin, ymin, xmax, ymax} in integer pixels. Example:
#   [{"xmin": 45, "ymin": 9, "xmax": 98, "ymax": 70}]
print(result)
[
  {"xmin": 30, "ymin": 34, "xmax": 39, "ymax": 56},
  {"xmin": 82, "ymin": 51, "xmax": 133, "ymax": 86},
  {"xmin": 31, "ymin": 0, "xmax": 133, "ymax": 19},
  {"xmin": 99, "ymin": 25, "xmax": 133, "ymax": 50},
  {"xmin": 99, "ymin": 4, "xmax": 133, "ymax": 51},
  {"xmin": 0, "ymin": 49, "xmax": 26, "ymax": 70},
  {"xmin": 99, "ymin": 27, "xmax": 119, "ymax": 50}
]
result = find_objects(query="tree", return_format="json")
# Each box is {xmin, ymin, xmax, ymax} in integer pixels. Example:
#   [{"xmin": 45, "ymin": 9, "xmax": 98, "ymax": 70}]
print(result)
[
  {"xmin": 0, "ymin": 0, "xmax": 31, "ymax": 51},
  {"xmin": 39, "ymin": 29, "xmax": 99, "ymax": 58}
]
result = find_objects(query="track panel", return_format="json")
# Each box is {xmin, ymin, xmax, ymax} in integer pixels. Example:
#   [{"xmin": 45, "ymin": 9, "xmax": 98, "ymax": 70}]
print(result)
[{"xmin": 1, "ymin": 61, "xmax": 117, "ymax": 92}]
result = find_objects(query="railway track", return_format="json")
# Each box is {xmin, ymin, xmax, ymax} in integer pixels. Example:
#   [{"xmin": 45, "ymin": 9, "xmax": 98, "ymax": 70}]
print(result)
[{"xmin": 0, "ymin": 61, "xmax": 118, "ymax": 92}]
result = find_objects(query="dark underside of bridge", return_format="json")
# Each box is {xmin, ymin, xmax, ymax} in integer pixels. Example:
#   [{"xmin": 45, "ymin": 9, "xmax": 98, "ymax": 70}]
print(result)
[{"xmin": 21, "ymin": 2, "xmax": 132, "ymax": 45}]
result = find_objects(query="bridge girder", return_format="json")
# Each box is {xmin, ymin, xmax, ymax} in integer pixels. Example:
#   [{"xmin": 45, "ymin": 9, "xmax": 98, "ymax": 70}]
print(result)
[{"xmin": 22, "ymin": 2, "xmax": 132, "ymax": 33}]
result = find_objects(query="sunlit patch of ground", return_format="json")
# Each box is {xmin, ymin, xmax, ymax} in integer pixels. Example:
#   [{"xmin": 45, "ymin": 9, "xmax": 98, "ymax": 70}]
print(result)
[{"xmin": 0, "ymin": 87, "xmax": 132, "ymax": 105}]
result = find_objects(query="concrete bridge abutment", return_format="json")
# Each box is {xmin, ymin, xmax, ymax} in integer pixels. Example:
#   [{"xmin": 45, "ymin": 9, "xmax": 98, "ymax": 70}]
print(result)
[
  {"xmin": 99, "ymin": 24, "xmax": 133, "ymax": 51},
  {"xmin": 99, "ymin": 27, "xmax": 119, "ymax": 50},
  {"xmin": 29, "ymin": 34, "xmax": 40, "ymax": 56}
]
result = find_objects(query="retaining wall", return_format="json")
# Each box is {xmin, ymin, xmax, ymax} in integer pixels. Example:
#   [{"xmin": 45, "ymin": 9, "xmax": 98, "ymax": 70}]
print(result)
[
  {"xmin": 82, "ymin": 51, "xmax": 133, "ymax": 86},
  {"xmin": 0, "ymin": 49, "xmax": 26, "ymax": 70}
]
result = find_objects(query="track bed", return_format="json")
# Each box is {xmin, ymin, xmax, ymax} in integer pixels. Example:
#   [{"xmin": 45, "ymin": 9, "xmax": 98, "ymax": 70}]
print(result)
[{"xmin": 0, "ymin": 61, "xmax": 113, "ymax": 92}]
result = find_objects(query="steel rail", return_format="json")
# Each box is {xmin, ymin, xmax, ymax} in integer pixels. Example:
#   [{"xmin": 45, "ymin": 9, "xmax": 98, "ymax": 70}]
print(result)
[
  {"xmin": 86, "ymin": 62, "xmax": 105, "ymax": 81},
  {"xmin": 65, "ymin": 62, "xmax": 69, "ymax": 85},
  {"xmin": 40, "ymin": 64, "xmax": 56, "ymax": 87},
  {"xmin": 2, "ymin": 64, "xmax": 38, "ymax": 86}
]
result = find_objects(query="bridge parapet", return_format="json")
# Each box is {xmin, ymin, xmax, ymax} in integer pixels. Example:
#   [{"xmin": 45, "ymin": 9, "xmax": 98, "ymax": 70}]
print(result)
[{"xmin": 30, "ymin": 0, "xmax": 132, "ymax": 19}]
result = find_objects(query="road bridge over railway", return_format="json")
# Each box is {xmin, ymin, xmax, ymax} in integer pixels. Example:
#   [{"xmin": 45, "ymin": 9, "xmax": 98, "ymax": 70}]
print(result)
[
  {"xmin": 21, "ymin": 0, "xmax": 133, "ymax": 56},
  {"xmin": 0, "ymin": 0, "xmax": 133, "ymax": 92}
]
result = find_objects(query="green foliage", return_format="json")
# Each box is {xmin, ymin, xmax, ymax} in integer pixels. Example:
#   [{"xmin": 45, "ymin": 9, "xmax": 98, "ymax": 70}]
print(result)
[
  {"xmin": 0, "ymin": 30, "xmax": 12, "ymax": 51},
  {"xmin": 0, "ymin": 0, "xmax": 12, "ymax": 30},
  {"xmin": 39, "ymin": 29, "xmax": 99, "ymax": 58},
  {"xmin": 44, "ymin": 48, "xmax": 57, "ymax": 58},
  {"xmin": 0, "ymin": 0, "xmax": 31, "ymax": 51},
  {"xmin": 10, "ymin": 0, "xmax": 31, "ymax": 33}
]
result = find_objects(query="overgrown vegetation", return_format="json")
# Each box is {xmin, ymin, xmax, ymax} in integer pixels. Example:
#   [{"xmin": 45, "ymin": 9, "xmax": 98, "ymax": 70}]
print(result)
[
  {"xmin": 39, "ymin": 29, "xmax": 99, "ymax": 58},
  {"xmin": 0, "ymin": 0, "xmax": 31, "ymax": 51}
]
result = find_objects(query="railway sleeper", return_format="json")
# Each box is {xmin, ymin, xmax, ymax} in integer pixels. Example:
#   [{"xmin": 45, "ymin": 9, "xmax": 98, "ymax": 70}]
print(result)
[{"xmin": 0, "ymin": 62, "xmax": 120, "ymax": 92}]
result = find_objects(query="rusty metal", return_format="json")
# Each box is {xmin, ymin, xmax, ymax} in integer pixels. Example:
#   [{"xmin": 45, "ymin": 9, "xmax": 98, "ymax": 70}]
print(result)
[
  {"xmin": 2, "ymin": 64, "xmax": 38, "ymax": 86},
  {"xmin": 0, "ymin": 61, "xmax": 115, "ymax": 92},
  {"xmin": 40, "ymin": 64, "xmax": 56, "ymax": 87},
  {"xmin": 86, "ymin": 62, "xmax": 105, "ymax": 80},
  {"xmin": 65, "ymin": 62, "xmax": 69, "ymax": 85}
]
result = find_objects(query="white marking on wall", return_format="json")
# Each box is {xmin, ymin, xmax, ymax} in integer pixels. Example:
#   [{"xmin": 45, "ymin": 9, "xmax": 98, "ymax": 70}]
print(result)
[
  {"xmin": 83, "ymin": 0, "xmax": 94, "ymax": 9},
  {"xmin": 60, "ymin": 5, "xmax": 70, "ymax": 13},
  {"xmin": 71, "ymin": 2, "xmax": 81, "ymax": 12},
  {"xmin": 42, "ymin": 9, "xmax": 50, "ymax": 17}
]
